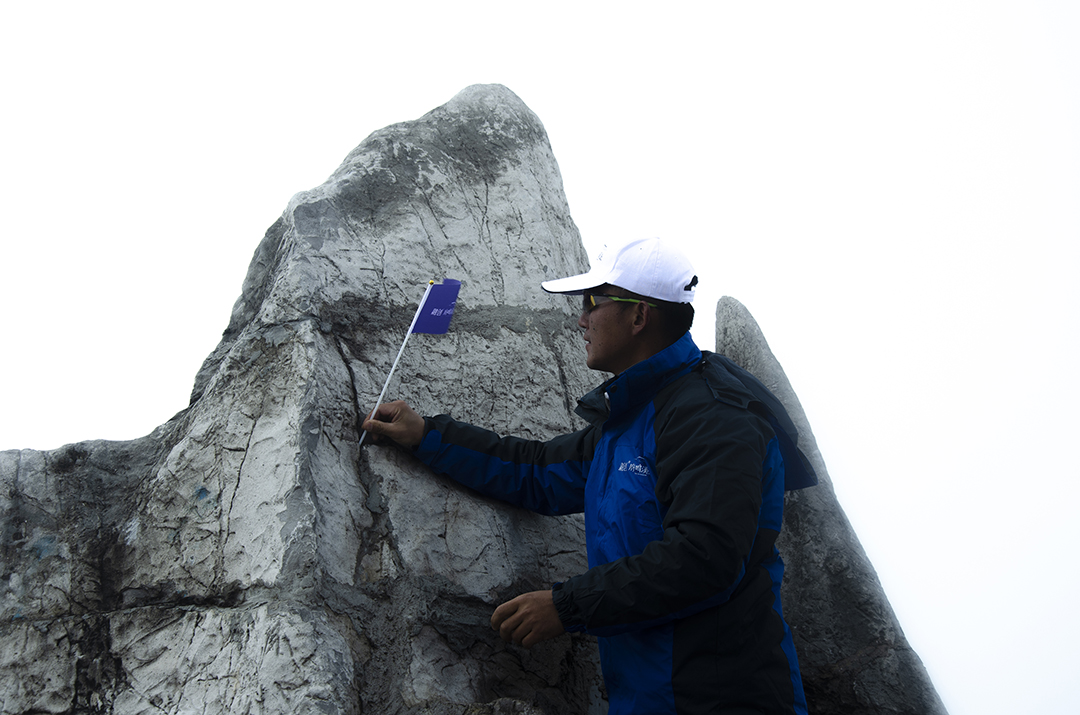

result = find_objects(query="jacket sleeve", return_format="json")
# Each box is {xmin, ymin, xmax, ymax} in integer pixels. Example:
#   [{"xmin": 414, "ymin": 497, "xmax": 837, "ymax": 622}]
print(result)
[
  {"xmin": 553, "ymin": 391, "xmax": 777, "ymax": 635},
  {"xmin": 412, "ymin": 414, "xmax": 595, "ymax": 516}
]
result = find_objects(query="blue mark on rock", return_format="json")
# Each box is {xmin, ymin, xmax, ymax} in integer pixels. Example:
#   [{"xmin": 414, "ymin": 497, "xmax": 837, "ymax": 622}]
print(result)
[
  {"xmin": 31, "ymin": 536, "xmax": 57, "ymax": 560},
  {"xmin": 191, "ymin": 485, "xmax": 218, "ymax": 518}
]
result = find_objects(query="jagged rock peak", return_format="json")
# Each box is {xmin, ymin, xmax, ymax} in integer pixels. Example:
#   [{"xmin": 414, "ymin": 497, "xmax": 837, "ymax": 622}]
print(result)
[
  {"xmin": 193, "ymin": 83, "xmax": 588, "ymax": 405},
  {"xmin": 1, "ymin": 85, "xmax": 602, "ymax": 715},
  {"xmin": 225, "ymin": 84, "xmax": 580, "ymax": 330}
]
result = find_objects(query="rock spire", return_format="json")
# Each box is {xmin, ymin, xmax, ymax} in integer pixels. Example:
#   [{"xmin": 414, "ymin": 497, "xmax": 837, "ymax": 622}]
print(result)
[{"xmin": 716, "ymin": 297, "xmax": 948, "ymax": 715}]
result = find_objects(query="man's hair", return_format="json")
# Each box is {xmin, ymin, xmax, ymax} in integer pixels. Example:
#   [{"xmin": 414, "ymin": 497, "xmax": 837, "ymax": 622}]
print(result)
[
  {"xmin": 652, "ymin": 298, "xmax": 695, "ymax": 345},
  {"xmin": 605, "ymin": 285, "xmax": 695, "ymax": 345}
]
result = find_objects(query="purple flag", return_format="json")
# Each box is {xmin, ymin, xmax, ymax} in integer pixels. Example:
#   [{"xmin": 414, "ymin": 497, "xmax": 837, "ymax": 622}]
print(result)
[{"xmin": 411, "ymin": 279, "xmax": 461, "ymax": 334}]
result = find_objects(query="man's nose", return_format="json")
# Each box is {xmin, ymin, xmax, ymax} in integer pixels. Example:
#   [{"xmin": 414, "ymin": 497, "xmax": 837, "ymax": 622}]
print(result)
[{"xmin": 578, "ymin": 311, "xmax": 589, "ymax": 329}]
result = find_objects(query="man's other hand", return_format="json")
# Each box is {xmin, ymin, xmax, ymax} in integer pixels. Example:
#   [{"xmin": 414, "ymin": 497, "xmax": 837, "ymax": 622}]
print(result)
[
  {"xmin": 491, "ymin": 590, "xmax": 564, "ymax": 648},
  {"xmin": 361, "ymin": 400, "xmax": 425, "ymax": 449}
]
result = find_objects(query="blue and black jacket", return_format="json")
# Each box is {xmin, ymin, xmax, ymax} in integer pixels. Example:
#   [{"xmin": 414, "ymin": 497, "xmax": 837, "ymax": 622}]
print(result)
[{"xmin": 413, "ymin": 332, "xmax": 814, "ymax": 715}]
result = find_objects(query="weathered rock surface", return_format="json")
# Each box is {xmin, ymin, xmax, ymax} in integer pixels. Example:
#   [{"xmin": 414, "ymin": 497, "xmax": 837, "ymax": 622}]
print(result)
[
  {"xmin": 1, "ymin": 84, "xmax": 602, "ymax": 715},
  {"xmin": 1, "ymin": 84, "xmax": 947, "ymax": 714},
  {"xmin": 716, "ymin": 297, "xmax": 948, "ymax": 715}
]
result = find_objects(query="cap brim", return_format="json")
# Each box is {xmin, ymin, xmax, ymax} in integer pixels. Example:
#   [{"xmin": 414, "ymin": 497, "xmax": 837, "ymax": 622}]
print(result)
[{"xmin": 540, "ymin": 270, "xmax": 607, "ymax": 295}]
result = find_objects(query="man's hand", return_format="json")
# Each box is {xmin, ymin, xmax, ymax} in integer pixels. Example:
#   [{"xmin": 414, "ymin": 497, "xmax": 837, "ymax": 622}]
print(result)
[
  {"xmin": 491, "ymin": 590, "xmax": 564, "ymax": 648},
  {"xmin": 361, "ymin": 400, "xmax": 426, "ymax": 449}
]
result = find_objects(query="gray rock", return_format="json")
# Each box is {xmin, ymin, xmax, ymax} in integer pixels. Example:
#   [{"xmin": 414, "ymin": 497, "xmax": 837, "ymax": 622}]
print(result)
[
  {"xmin": 1, "ymin": 84, "xmax": 602, "ymax": 715},
  {"xmin": 715, "ymin": 296, "xmax": 948, "ymax": 715}
]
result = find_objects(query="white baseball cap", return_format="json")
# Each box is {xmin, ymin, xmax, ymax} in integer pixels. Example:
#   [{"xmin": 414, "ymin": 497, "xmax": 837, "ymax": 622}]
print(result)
[{"xmin": 541, "ymin": 237, "xmax": 698, "ymax": 303}]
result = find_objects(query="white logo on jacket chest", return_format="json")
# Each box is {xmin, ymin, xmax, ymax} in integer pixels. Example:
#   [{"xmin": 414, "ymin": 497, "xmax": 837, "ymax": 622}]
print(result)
[{"xmin": 618, "ymin": 457, "xmax": 653, "ymax": 478}]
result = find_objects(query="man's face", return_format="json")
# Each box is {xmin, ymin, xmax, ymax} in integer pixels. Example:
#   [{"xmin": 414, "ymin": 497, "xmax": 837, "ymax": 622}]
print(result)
[{"xmin": 577, "ymin": 291, "xmax": 638, "ymax": 374}]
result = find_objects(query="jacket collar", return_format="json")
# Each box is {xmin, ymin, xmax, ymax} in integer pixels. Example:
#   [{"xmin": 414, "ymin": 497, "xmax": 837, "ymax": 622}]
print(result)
[{"xmin": 575, "ymin": 331, "xmax": 702, "ymax": 425}]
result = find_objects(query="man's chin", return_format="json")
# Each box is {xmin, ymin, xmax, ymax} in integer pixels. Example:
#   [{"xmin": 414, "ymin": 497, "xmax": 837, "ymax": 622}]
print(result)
[{"xmin": 585, "ymin": 358, "xmax": 609, "ymax": 373}]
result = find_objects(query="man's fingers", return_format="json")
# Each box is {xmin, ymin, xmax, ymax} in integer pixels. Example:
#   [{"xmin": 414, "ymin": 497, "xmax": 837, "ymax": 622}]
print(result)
[
  {"xmin": 371, "ymin": 402, "xmax": 402, "ymax": 423},
  {"xmin": 360, "ymin": 409, "xmax": 391, "ymax": 445},
  {"xmin": 502, "ymin": 615, "xmax": 536, "ymax": 647},
  {"xmin": 492, "ymin": 600, "xmax": 528, "ymax": 645},
  {"xmin": 490, "ymin": 600, "xmax": 513, "ymax": 629},
  {"xmin": 360, "ymin": 400, "xmax": 424, "ymax": 448},
  {"xmin": 490, "ymin": 591, "xmax": 562, "ymax": 647},
  {"xmin": 491, "ymin": 600, "xmax": 521, "ymax": 642},
  {"xmin": 361, "ymin": 413, "xmax": 388, "ymax": 434},
  {"xmin": 363, "ymin": 403, "xmax": 397, "ymax": 431}
]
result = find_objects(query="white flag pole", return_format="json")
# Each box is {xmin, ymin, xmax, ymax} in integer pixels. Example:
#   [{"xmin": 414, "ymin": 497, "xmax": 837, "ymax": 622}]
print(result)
[{"xmin": 358, "ymin": 280, "xmax": 436, "ymax": 448}]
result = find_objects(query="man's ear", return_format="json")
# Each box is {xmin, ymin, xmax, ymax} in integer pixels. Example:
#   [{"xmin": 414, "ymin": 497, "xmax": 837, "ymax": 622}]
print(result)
[{"xmin": 629, "ymin": 301, "xmax": 651, "ymax": 335}]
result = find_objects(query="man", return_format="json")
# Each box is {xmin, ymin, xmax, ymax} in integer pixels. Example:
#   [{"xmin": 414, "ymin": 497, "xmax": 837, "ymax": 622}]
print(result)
[{"xmin": 363, "ymin": 237, "xmax": 814, "ymax": 715}]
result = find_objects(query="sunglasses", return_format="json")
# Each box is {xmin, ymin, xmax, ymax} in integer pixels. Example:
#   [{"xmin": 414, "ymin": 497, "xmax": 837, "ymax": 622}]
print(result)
[{"xmin": 582, "ymin": 294, "xmax": 659, "ymax": 314}]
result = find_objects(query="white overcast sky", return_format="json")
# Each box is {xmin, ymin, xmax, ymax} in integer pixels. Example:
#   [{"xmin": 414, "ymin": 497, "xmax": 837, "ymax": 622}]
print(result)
[{"xmin": 2, "ymin": 3, "xmax": 1078, "ymax": 714}]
